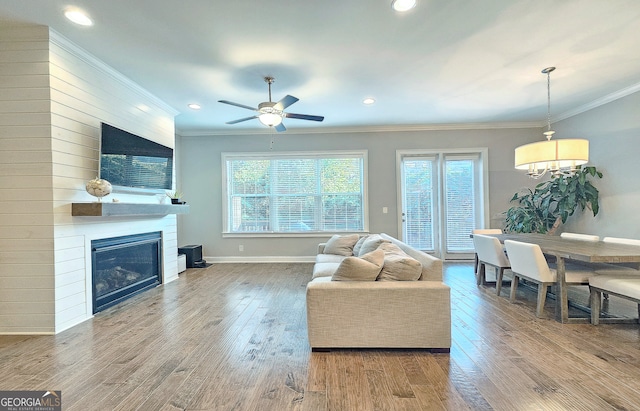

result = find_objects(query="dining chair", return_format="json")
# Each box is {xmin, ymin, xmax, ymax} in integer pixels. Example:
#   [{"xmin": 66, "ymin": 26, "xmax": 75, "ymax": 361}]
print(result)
[
  {"xmin": 589, "ymin": 276, "xmax": 640, "ymax": 325},
  {"xmin": 591, "ymin": 238, "xmax": 640, "ymax": 311},
  {"xmin": 473, "ymin": 234, "xmax": 511, "ymax": 295},
  {"xmin": 504, "ymin": 240, "xmax": 598, "ymax": 318},
  {"xmin": 560, "ymin": 231, "xmax": 601, "ymax": 271},
  {"xmin": 595, "ymin": 237, "xmax": 640, "ymax": 276},
  {"xmin": 603, "ymin": 237, "xmax": 640, "ymax": 247},
  {"xmin": 471, "ymin": 229, "xmax": 503, "ymax": 273},
  {"xmin": 560, "ymin": 232, "xmax": 600, "ymax": 242},
  {"xmin": 472, "ymin": 229, "xmax": 503, "ymax": 235}
]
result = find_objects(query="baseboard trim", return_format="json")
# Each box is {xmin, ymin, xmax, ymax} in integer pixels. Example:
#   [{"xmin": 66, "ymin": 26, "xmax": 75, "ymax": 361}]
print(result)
[
  {"xmin": 203, "ymin": 256, "xmax": 473, "ymax": 263},
  {"xmin": 204, "ymin": 255, "xmax": 316, "ymax": 263}
]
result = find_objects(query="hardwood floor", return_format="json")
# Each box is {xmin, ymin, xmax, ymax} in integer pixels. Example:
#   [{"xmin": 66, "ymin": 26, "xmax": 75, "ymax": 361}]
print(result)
[{"xmin": 2, "ymin": 262, "xmax": 640, "ymax": 410}]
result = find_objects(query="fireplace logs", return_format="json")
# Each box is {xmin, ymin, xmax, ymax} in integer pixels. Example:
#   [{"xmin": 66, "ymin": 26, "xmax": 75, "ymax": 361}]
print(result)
[{"xmin": 91, "ymin": 232, "xmax": 162, "ymax": 313}]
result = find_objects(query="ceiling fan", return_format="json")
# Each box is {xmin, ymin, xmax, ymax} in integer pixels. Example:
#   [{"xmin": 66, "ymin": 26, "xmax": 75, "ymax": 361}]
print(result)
[{"xmin": 218, "ymin": 76, "xmax": 324, "ymax": 132}]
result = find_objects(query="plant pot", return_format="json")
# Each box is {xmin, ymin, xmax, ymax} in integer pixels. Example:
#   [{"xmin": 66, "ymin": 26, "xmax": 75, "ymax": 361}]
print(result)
[{"xmin": 171, "ymin": 198, "xmax": 181, "ymax": 204}]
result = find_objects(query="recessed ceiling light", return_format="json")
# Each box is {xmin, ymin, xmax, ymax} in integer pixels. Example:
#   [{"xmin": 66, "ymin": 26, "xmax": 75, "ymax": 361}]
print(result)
[
  {"xmin": 188, "ymin": 103, "xmax": 201, "ymax": 110},
  {"xmin": 363, "ymin": 98, "xmax": 375, "ymax": 105},
  {"xmin": 64, "ymin": 8, "xmax": 93, "ymax": 26},
  {"xmin": 391, "ymin": 0, "xmax": 416, "ymax": 12}
]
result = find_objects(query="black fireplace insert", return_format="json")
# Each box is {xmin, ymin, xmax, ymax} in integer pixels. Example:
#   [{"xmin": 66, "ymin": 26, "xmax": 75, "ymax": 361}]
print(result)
[{"xmin": 91, "ymin": 231, "xmax": 162, "ymax": 313}]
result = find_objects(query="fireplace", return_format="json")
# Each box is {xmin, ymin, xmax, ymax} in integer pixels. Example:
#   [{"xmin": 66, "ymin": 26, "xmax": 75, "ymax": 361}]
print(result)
[{"xmin": 91, "ymin": 231, "xmax": 162, "ymax": 313}]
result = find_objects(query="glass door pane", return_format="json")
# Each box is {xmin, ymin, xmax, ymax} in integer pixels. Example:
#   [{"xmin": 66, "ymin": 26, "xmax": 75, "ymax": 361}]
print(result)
[
  {"xmin": 401, "ymin": 157, "xmax": 437, "ymax": 254},
  {"xmin": 444, "ymin": 157, "xmax": 476, "ymax": 258}
]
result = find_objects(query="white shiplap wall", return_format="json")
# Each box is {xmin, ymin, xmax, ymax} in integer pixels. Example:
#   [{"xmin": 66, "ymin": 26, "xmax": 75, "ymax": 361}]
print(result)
[
  {"xmin": 0, "ymin": 25, "xmax": 55, "ymax": 334},
  {"xmin": 0, "ymin": 24, "xmax": 180, "ymax": 334}
]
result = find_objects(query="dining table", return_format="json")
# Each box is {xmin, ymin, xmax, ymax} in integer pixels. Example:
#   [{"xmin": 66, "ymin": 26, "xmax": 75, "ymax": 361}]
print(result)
[{"xmin": 479, "ymin": 233, "xmax": 640, "ymax": 323}]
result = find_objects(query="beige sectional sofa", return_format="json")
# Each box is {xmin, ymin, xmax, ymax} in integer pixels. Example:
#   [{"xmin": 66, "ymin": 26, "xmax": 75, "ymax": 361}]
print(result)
[{"xmin": 306, "ymin": 233, "xmax": 451, "ymax": 351}]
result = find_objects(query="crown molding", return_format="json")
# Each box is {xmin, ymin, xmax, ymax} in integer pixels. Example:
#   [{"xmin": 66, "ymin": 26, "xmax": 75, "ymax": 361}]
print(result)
[
  {"xmin": 177, "ymin": 121, "xmax": 543, "ymax": 137},
  {"xmin": 554, "ymin": 81, "xmax": 640, "ymax": 123},
  {"xmin": 48, "ymin": 28, "xmax": 179, "ymax": 116}
]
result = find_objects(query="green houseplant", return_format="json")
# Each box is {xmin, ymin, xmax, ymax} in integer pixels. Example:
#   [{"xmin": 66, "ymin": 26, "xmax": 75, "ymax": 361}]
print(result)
[
  {"xmin": 504, "ymin": 166, "xmax": 603, "ymax": 234},
  {"xmin": 166, "ymin": 190, "xmax": 184, "ymax": 204}
]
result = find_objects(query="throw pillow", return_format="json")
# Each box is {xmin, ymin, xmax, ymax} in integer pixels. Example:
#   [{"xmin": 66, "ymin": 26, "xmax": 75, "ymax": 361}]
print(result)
[
  {"xmin": 358, "ymin": 234, "xmax": 391, "ymax": 256},
  {"xmin": 360, "ymin": 248, "xmax": 384, "ymax": 267},
  {"xmin": 377, "ymin": 243, "xmax": 422, "ymax": 281},
  {"xmin": 323, "ymin": 234, "xmax": 360, "ymax": 256},
  {"xmin": 352, "ymin": 235, "xmax": 368, "ymax": 256},
  {"xmin": 332, "ymin": 249, "xmax": 384, "ymax": 281}
]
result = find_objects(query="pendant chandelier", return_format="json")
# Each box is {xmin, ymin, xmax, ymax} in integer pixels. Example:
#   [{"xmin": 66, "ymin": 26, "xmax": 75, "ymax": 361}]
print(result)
[{"xmin": 514, "ymin": 67, "xmax": 589, "ymax": 179}]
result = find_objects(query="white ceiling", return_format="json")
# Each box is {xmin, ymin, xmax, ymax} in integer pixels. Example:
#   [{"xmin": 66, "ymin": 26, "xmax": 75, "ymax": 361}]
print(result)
[{"xmin": 1, "ymin": 0, "xmax": 640, "ymax": 135}]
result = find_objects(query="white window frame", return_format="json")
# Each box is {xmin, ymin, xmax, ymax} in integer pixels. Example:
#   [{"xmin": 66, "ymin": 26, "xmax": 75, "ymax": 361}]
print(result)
[{"xmin": 222, "ymin": 150, "xmax": 369, "ymax": 237}]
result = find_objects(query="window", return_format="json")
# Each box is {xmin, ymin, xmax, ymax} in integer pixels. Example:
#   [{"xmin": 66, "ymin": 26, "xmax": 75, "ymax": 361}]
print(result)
[{"xmin": 223, "ymin": 151, "xmax": 367, "ymax": 234}]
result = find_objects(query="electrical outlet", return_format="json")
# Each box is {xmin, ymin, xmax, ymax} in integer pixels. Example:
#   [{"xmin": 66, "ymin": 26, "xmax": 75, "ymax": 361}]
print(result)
[
  {"xmin": 239, "ymin": 245, "xmax": 244, "ymax": 252},
  {"xmin": 383, "ymin": 207, "xmax": 388, "ymax": 214}
]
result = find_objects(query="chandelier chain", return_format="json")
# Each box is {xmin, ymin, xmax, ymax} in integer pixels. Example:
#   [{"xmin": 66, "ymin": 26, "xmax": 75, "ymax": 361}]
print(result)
[{"xmin": 547, "ymin": 71, "xmax": 552, "ymax": 132}]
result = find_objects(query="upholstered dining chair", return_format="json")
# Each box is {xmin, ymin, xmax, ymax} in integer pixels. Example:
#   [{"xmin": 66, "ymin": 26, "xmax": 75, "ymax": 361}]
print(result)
[
  {"xmin": 590, "ymin": 237, "xmax": 640, "ymax": 320},
  {"xmin": 472, "ymin": 229, "xmax": 503, "ymax": 235},
  {"xmin": 471, "ymin": 229, "xmax": 503, "ymax": 273},
  {"xmin": 560, "ymin": 232, "xmax": 600, "ymax": 242},
  {"xmin": 559, "ymin": 232, "xmax": 600, "ymax": 272},
  {"xmin": 595, "ymin": 237, "xmax": 640, "ymax": 277},
  {"xmin": 603, "ymin": 236, "xmax": 640, "ymax": 247},
  {"xmin": 473, "ymin": 234, "xmax": 511, "ymax": 295},
  {"xmin": 504, "ymin": 240, "xmax": 598, "ymax": 318}
]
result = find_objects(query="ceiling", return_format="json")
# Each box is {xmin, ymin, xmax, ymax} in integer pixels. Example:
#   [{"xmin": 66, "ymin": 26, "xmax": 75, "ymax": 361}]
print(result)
[{"xmin": 1, "ymin": 0, "xmax": 640, "ymax": 135}]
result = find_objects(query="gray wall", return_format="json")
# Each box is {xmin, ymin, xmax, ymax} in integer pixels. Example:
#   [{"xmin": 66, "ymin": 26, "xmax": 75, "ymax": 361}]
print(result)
[
  {"xmin": 177, "ymin": 127, "xmax": 540, "ymax": 260},
  {"xmin": 554, "ymin": 91, "xmax": 640, "ymax": 238}
]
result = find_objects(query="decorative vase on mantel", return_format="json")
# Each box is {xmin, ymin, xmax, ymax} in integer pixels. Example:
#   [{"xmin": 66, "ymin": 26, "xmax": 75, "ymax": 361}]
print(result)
[{"xmin": 85, "ymin": 177, "xmax": 112, "ymax": 202}]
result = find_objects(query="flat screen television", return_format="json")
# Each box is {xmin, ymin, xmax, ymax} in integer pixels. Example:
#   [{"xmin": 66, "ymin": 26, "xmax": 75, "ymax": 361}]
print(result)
[{"xmin": 99, "ymin": 123, "xmax": 173, "ymax": 191}]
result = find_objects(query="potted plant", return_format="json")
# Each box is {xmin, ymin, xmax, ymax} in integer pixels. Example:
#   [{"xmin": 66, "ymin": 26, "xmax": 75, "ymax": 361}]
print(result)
[
  {"xmin": 504, "ymin": 166, "xmax": 603, "ymax": 234},
  {"xmin": 166, "ymin": 190, "xmax": 184, "ymax": 204}
]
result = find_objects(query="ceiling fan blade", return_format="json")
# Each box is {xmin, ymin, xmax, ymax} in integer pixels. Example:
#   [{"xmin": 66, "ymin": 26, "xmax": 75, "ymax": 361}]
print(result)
[
  {"xmin": 274, "ymin": 95, "xmax": 299, "ymax": 110},
  {"xmin": 218, "ymin": 100, "xmax": 258, "ymax": 111},
  {"xmin": 226, "ymin": 115, "xmax": 258, "ymax": 125},
  {"xmin": 274, "ymin": 122, "xmax": 287, "ymax": 132},
  {"xmin": 284, "ymin": 112, "xmax": 324, "ymax": 122}
]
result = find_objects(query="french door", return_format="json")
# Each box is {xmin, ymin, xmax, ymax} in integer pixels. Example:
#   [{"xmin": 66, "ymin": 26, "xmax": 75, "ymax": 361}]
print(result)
[{"xmin": 397, "ymin": 149, "xmax": 488, "ymax": 259}]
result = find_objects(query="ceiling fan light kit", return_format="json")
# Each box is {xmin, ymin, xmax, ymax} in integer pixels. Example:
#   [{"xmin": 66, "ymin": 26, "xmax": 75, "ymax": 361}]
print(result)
[
  {"xmin": 258, "ymin": 112, "xmax": 282, "ymax": 127},
  {"xmin": 514, "ymin": 67, "xmax": 589, "ymax": 179},
  {"xmin": 219, "ymin": 76, "xmax": 324, "ymax": 132}
]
